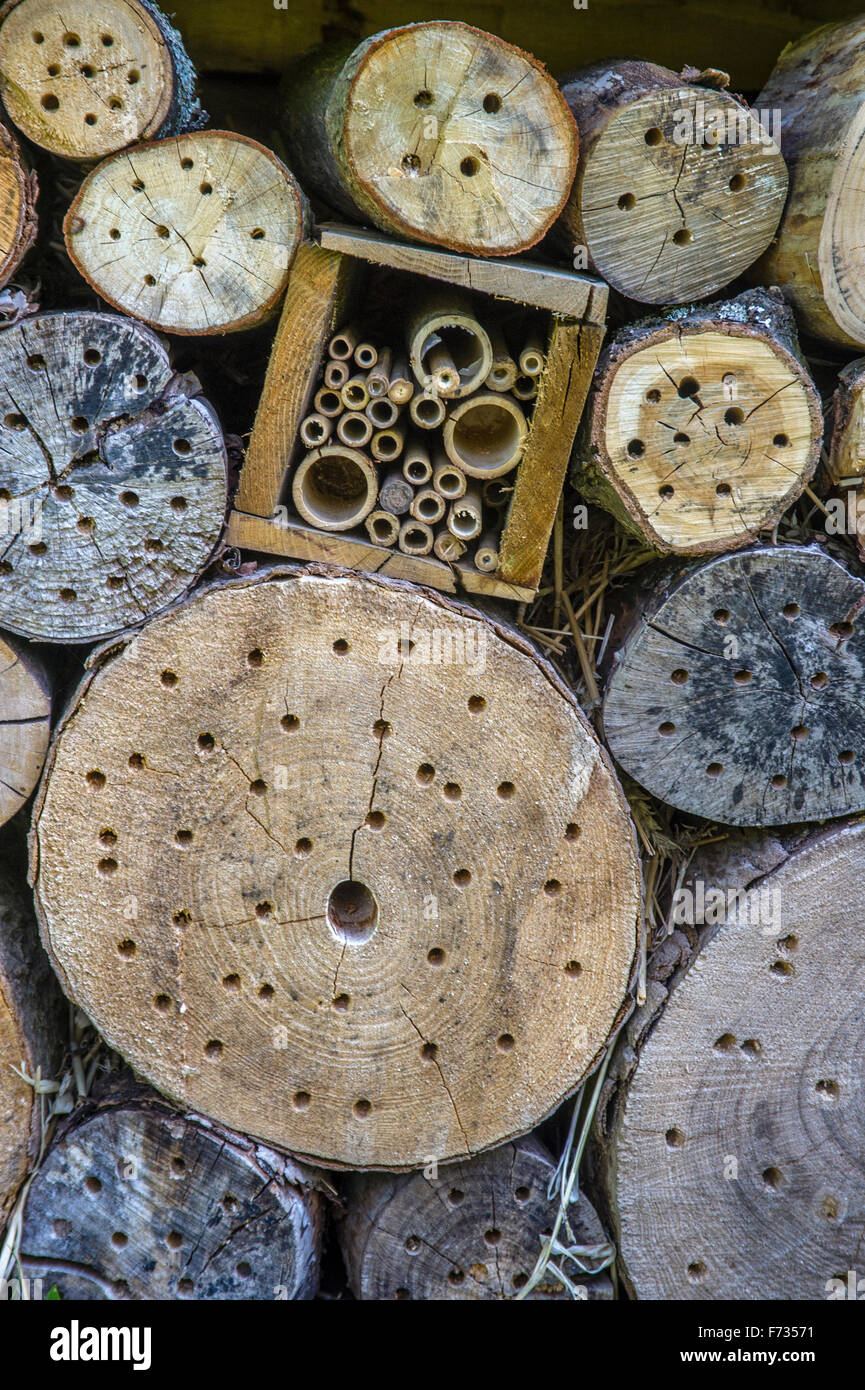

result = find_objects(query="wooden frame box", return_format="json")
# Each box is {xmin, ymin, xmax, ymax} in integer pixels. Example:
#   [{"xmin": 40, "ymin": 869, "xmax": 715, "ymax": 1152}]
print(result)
[{"xmin": 227, "ymin": 223, "xmax": 608, "ymax": 601}]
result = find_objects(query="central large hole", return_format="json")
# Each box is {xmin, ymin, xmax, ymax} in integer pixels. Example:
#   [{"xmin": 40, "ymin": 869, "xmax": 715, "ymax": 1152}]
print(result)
[{"xmin": 327, "ymin": 879, "xmax": 378, "ymax": 944}]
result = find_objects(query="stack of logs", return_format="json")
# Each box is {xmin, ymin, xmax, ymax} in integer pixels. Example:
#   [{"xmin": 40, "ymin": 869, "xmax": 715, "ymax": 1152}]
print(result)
[
  {"xmin": 3, "ymin": 0, "xmax": 865, "ymax": 1308},
  {"xmin": 293, "ymin": 297, "xmax": 543, "ymax": 569}
]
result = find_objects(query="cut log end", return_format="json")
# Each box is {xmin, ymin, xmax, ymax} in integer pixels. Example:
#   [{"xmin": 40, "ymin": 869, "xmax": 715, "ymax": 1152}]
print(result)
[
  {"xmin": 20, "ymin": 1098, "xmax": 323, "ymax": 1299},
  {"xmin": 64, "ymin": 131, "xmax": 309, "ymax": 334},
  {"xmin": 0, "ymin": 0, "xmax": 196, "ymax": 161},
  {"xmin": 0, "ymin": 631, "xmax": 51, "ymax": 827},
  {"xmin": 0, "ymin": 118, "xmax": 36, "ymax": 287},
  {"xmin": 32, "ymin": 568, "xmax": 641, "ymax": 1170},
  {"xmin": 0, "ymin": 311, "xmax": 227, "ymax": 643},
  {"xmin": 603, "ymin": 545, "xmax": 865, "ymax": 826}
]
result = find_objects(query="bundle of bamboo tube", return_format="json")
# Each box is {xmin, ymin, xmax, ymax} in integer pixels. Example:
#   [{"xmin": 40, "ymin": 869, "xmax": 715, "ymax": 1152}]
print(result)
[{"xmin": 291, "ymin": 291, "xmax": 545, "ymax": 571}]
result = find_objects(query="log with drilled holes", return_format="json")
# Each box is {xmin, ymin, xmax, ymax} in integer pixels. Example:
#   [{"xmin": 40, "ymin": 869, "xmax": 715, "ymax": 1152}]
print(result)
[
  {"xmin": 280, "ymin": 22, "xmax": 578, "ymax": 258},
  {"xmin": 64, "ymin": 131, "xmax": 310, "ymax": 335},
  {"xmin": 0, "ymin": 631, "xmax": 51, "ymax": 826},
  {"xmin": 0, "ymin": 0, "xmax": 203, "ymax": 161},
  {"xmin": 602, "ymin": 544, "xmax": 865, "ymax": 826},
  {"xmin": 29, "ymin": 565, "xmax": 642, "ymax": 1170},
  {"xmin": 18, "ymin": 1083, "xmax": 324, "ymax": 1299},
  {"xmin": 556, "ymin": 60, "xmax": 787, "ymax": 305},
  {"xmin": 754, "ymin": 17, "xmax": 865, "ymax": 349},
  {"xmin": 0, "ymin": 857, "xmax": 65, "ymax": 1224},
  {"xmin": 573, "ymin": 289, "xmax": 822, "ymax": 555},
  {"xmin": 0, "ymin": 118, "xmax": 36, "ymax": 287},
  {"xmin": 594, "ymin": 819, "xmax": 865, "ymax": 1300},
  {"xmin": 0, "ymin": 311, "xmax": 227, "ymax": 643},
  {"xmin": 339, "ymin": 1134, "xmax": 613, "ymax": 1300}
]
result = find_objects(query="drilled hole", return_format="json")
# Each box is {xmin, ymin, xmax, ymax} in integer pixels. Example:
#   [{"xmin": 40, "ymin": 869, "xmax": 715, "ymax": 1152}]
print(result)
[
  {"xmin": 773, "ymin": 433, "xmax": 789, "ymax": 447},
  {"xmin": 483, "ymin": 92, "xmax": 502, "ymax": 113},
  {"xmin": 421, "ymin": 1042, "xmax": 438, "ymax": 1062},
  {"xmin": 627, "ymin": 438, "xmax": 644, "ymax": 458},
  {"xmin": 85, "ymin": 1176, "xmax": 102, "ymax": 1193},
  {"xmin": 128, "ymin": 69, "xmax": 140, "ymax": 84},
  {"xmin": 442, "ymin": 781, "xmax": 462, "ymax": 801},
  {"xmin": 564, "ymin": 960, "xmax": 582, "ymax": 978},
  {"xmin": 453, "ymin": 868, "xmax": 471, "ymax": 886},
  {"xmin": 427, "ymin": 948, "xmax": 445, "ymax": 966},
  {"xmin": 497, "ymin": 780, "xmax": 515, "ymax": 799},
  {"xmin": 617, "ymin": 192, "xmax": 636, "ymax": 210},
  {"xmin": 733, "ymin": 669, "xmax": 752, "ymax": 685},
  {"xmin": 416, "ymin": 763, "xmax": 435, "ymax": 784},
  {"xmin": 41, "ymin": 93, "xmax": 59, "ymax": 111},
  {"xmin": 161, "ymin": 669, "xmax": 177, "ymax": 687},
  {"xmin": 87, "ymin": 770, "xmax": 106, "ymax": 789},
  {"xmin": 815, "ymin": 1079, "xmax": 839, "ymax": 1101},
  {"xmin": 255, "ymin": 901, "xmax": 272, "ymax": 919},
  {"xmin": 154, "ymin": 993, "xmax": 171, "ymax": 1013},
  {"xmin": 353, "ymin": 1098, "xmax": 372, "ymax": 1119},
  {"xmin": 659, "ymin": 721, "xmax": 676, "ymax": 735},
  {"xmin": 687, "ymin": 1262, "xmax": 706, "ymax": 1282},
  {"xmin": 771, "ymin": 773, "xmax": 787, "ymax": 789},
  {"xmin": 729, "ymin": 173, "xmax": 746, "ymax": 192},
  {"xmin": 724, "ymin": 407, "xmax": 743, "ymax": 425},
  {"xmin": 678, "ymin": 376, "xmax": 699, "ymax": 398},
  {"xmin": 204, "ymin": 1040, "xmax": 223, "ymax": 1060},
  {"xmin": 811, "ymin": 671, "xmax": 828, "ymax": 689},
  {"xmin": 414, "ymin": 89, "xmax": 433, "ymax": 107},
  {"xmin": 791, "ymin": 724, "xmax": 809, "ymax": 741},
  {"xmin": 671, "ymin": 668, "xmax": 689, "ymax": 684},
  {"xmin": 327, "ymin": 879, "xmax": 378, "ymax": 944},
  {"xmin": 783, "ymin": 602, "xmax": 800, "ymax": 620},
  {"xmin": 175, "ymin": 829, "xmax": 193, "ymax": 847},
  {"xmin": 496, "ymin": 1032, "xmax": 515, "ymax": 1053},
  {"xmin": 247, "ymin": 647, "xmax": 264, "ymax": 667},
  {"xmin": 295, "ymin": 838, "xmax": 312, "ymax": 857},
  {"xmin": 460, "ymin": 156, "xmax": 479, "ymax": 177},
  {"xmin": 293, "ymin": 1091, "xmax": 311, "ymax": 1111},
  {"xmin": 839, "ymin": 749, "xmax": 856, "ymax": 764},
  {"xmin": 332, "ymin": 638, "xmax": 349, "ymax": 655},
  {"xmin": 117, "ymin": 939, "xmax": 136, "ymax": 958},
  {"xmin": 706, "ymin": 762, "xmax": 723, "ymax": 777},
  {"xmin": 366, "ymin": 810, "xmax": 386, "ymax": 830},
  {"xmin": 665, "ymin": 1127, "xmax": 685, "ymax": 1148},
  {"xmin": 170, "ymin": 496, "xmax": 187, "ymax": 512},
  {"xmin": 659, "ymin": 485, "xmax": 674, "ymax": 500},
  {"xmin": 771, "ymin": 959, "xmax": 794, "ymax": 977},
  {"xmin": 673, "ymin": 432, "xmax": 689, "ymax": 445},
  {"xmin": 741, "ymin": 1038, "xmax": 762, "ymax": 1058},
  {"xmin": 830, "ymin": 620, "xmax": 854, "ymax": 639},
  {"xmin": 713, "ymin": 1033, "xmax": 736, "ymax": 1052},
  {"xmin": 222, "ymin": 973, "xmax": 240, "ymax": 992},
  {"xmin": 762, "ymin": 1166, "xmax": 783, "ymax": 1191},
  {"xmin": 644, "ymin": 127, "xmax": 663, "ymax": 145},
  {"xmin": 258, "ymin": 984, "xmax": 274, "ymax": 1001}
]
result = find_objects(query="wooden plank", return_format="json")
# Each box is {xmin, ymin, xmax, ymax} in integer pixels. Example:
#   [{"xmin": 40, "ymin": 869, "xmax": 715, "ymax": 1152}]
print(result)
[
  {"xmin": 226, "ymin": 511, "xmax": 536, "ymax": 602},
  {"xmin": 318, "ymin": 223, "xmax": 607, "ymax": 322},
  {"xmin": 234, "ymin": 242, "xmax": 356, "ymax": 517},
  {"xmin": 498, "ymin": 319, "xmax": 605, "ymax": 590}
]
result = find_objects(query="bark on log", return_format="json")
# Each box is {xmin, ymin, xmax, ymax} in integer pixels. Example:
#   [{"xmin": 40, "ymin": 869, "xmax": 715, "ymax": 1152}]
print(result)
[
  {"xmin": 0, "ymin": 631, "xmax": 51, "ymax": 826},
  {"xmin": 602, "ymin": 543, "xmax": 865, "ymax": 826},
  {"xmin": 594, "ymin": 818, "xmax": 865, "ymax": 1300},
  {"xmin": 280, "ymin": 22, "xmax": 578, "ymax": 258},
  {"xmin": 340, "ymin": 1134, "xmax": 613, "ymax": 1300},
  {"xmin": 556, "ymin": 60, "xmax": 787, "ymax": 304},
  {"xmin": 64, "ymin": 131, "xmax": 310, "ymax": 335},
  {"xmin": 574, "ymin": 289, "xmax": 822, "ymax": 555},
  {"xmin": 19, "ymin": 1084, "xmax": 324, "ymax": 1299},
  {"xmin": 827, "ymin": 356, "xmax": 865, "ymax": 488},
  {"xmin": 0, "ymin": 311, "xmax": 228, "ymax": 643},
  {"xmin": 0, "ymin": 119, "xmax": 36, "ymax": 288},
  {"xmin": 754, "ymin": 17, "xmax": 865, "ymax": 349},
  {"xmin": 0, "ymin": 0, "xmax": 203, "ymax": 162},
  {"xmin": 0, "ymin": 858, "xmax": 65, "ymax": 1225},
  {"xmin": 30, "ymin": 564, "xmax": 642, "ymax": 1171}
]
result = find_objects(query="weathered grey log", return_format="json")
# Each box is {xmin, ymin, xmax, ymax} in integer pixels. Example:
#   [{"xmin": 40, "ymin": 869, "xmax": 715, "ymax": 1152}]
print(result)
[
  {"xmin": 602, "ymin": 543, "xmax": 865, "ymax": 826},
  {"xmin": 0, "ymin": 311, "xmax": 228, "ymax": 643},
  {"xmin": 19, "ymin": 1083, "xmax": 324, "ymax": 1299}
]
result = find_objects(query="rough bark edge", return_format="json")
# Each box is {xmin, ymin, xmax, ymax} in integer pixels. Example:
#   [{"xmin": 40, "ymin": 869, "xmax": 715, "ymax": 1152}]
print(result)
[
  {"xmin": 63, "ymin": 132, "xmax": 313, "ymax": 336},
  {"xmin": 571, "ymin": 288, "xmax": 824, "ymax": 555},
  {"xmin": 27, "ymin": 559, "xmax": 645, "ymax": 1173}
]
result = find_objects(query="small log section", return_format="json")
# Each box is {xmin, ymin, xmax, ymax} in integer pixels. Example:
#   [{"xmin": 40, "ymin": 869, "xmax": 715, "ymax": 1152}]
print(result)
[
  {"xmin": 602, "ymin": 544, "xmax": 865, "ymax": 827},
  {"xmin": 755, "ymin": 17, "xmax": 865, "ymax": 349},
  {"xmin": 228, "ymin": 225, "xmax": 607, "ymax": 601},
  {"xmin": 64, "ymin": 131, "xmax": 310, "ymax": 335},
  {"xmin": 0, "ymin": 0, "xmax": 203, "ymax": 161},
  {"xmin": 556, "ymin": 60, "xmax": 787, "ymax": 305},
  {"xmin": 0, "ymin": 119, "xmax": 36, "ymax": 287},
  {"xmin": 30, "ymin": 566, "xmax": 642, "ymax": 1170},
  {"xmin": 19, "ymin": 1087, "xmax": 323, "ymax": 1299},
  {"xmin": 0, "ymin": 311, "xmax": 227, "ymax": 643},
  {"xmin": 597, "ymin": 819, "xmax": 865, "ymax": 1300},
  {"xmin": 0, "ymin": 631, "xmax": 51, "ymax": 826},
  {"xmin": 340, "ymin": 1135, "xmax": 613, "ymax": 1300},
  {"xmin": 0, "ymin": 861, "xmax": 65, "ymax": 1224},
  {"xmin": 574, "ymin": 289, "xmax": 822, "ymax": 555},
  {"xmin": 827, "ymin": 357, "xmax": 865, "ymax": 488},
  {"xmin": 280, "ymin": 22, "xmax": 577, "ymax": 258}
]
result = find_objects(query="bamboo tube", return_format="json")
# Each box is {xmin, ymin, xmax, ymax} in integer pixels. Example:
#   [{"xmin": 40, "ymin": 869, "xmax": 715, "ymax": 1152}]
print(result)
[
  {"xmin": 292, "ymin": 446, "xmax": 378, "ymax": 531},
  {"xmin": 365, "ymin": 510, "xmax": 400, "ymax": 547},
  {"xmin": 398, "ymin": 518, "xmax": 434, "ymax": 555},
  {"xmin": 314, "ymin": 387, "xmax": 343, "ymax": 418},
  {"xmin": 329, "ymin": 326, "xmax": 358, "ymax": 360},
  {"xmin": 402, "ymin": 439, "xmax": 432, "ymax": 485},
  {"xmin": 474, "ymin": 533, "xmax": 500, "ymax": 572},
  {"xmin": 341, "ymin": 376, "xmax": 370, "ymax": 411},
  {"xmin": 324, "ymin": 360, "xmax": 350, "ymax": 390},
  {"xmin": 388, "ymin": 357, "xmax": 414, "ymax": 405},
  {"xmin": 354, "ymin": 341, "xmax": 378, "ymax": 369},
  {"xmin": 433, "ymin": 528, "xmax": 467, "ymax": 563},
  {"xmin": 366, "ymin": 396, "xmax": 399, "ymax": 429},
  {"xmin": 447, "ymin": 488, "xmax": 483, "ymax": 540},
  {"xmin": 299, "ymin": 413, "xmax": 333, "ymax": 447},
  {"xmin": 411, "ymin": 488, "xmax": 446, "ymax": 524},
  {"xmin": 407, "ymin": 291, "xmax": 493, "ymax": 399},
  {"xmin": 366, "ymin": 348, "xmax": 393, "ymax": 399},
  {"xmin": 379, "ymin": 471, "xmax": 415, "ymax": 516},
  {"xmin": 483, "ymin": 479, "xmax": 512, "ymax": 508},
  {"xmin": 519, "ymin": 330, "xmax": 546, "ymax": 377},
  {"xmin": 337, "ymin": 411, "xmax": 373, "ymax": 448},
  {"xmin": 433, "ymin": 458, "xmax": 467, "ymax": 500},
  {"xmin": 372, "ymin": 427, "xmax": 405, "ymax": 464},
  {"xmin": 410, "ymin": 393, "xmax": 446, "ymax": 430},
  {"xmin": 486, "ymin": 325, "xmax": 519, "ymax": 392},
  {"xmin": 513, "ymin": 374, "xmax": 539, "ymax": 401},
  {"xmin": 442, "ymin": 393, "xmax": 528, "ymax": 478}
]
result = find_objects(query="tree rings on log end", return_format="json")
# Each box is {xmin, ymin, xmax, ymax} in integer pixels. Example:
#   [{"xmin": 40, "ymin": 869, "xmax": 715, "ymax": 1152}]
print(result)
[
  {"xmin": 605, "ymin": 820, "xmax": 865, "ymax": 1299},
  {"xmin": 0, "ymin": 0, "xmax": 196, "ymax": 161},
  {"xmin": 340, "ymin": 1135, "xmax": 613, "ymax": 1299},
  {"xmin": 0, "ymin": 119, "xmax": 36, "ymax": 287},
  {"xmin": 20, "ymin": 1100, "xmax": 323, "ymax": 1299},
  {"xmin": 64, "ymin": 132, "xmax": 309, "ymax": 334},
  {"xmin": 603, "ymin": 545, "xmax": 865, "ymax": 826},
  {"xmin": 32, "ymin": 569, "xmax": 641, "ymax": 1170},
  {"xmin": 0, "ymin": 311, "xmax": 227, "ymax": 643},
  {"xmin": 0, "ymin": 631, "xmax": 51, "ymax": 826}
]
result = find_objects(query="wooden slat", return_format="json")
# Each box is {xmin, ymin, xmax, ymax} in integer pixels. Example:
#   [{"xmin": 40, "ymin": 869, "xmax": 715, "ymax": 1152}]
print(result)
[{"xmin": 318, "ymin": 223, "xmax": 607, "ymax": 321}]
